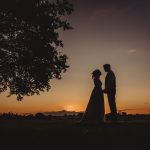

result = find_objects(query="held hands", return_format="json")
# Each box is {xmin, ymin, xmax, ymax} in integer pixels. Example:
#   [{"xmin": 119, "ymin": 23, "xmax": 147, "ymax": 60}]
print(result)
[{"xmin": 103, "ymin": 89, "xmax": 108, "ymax": 93}]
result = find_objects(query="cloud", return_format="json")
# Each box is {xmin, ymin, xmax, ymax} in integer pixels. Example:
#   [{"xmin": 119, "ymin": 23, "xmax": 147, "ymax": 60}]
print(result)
[
  {"xmin": 89, "ymin": 0, "xmax": 137, "ymax": 20},
  {"xmin": 118, "ymin": 109, "xmax": 136, "ymax": 112},
  {"xmin": 144, "ymin": 102, "xmax": 149, "ymax": 105},
  {"xmin": 128, "ymin": 49, "xmax": 137, "ymax": 53},
  {"xmin": 90, "ymin": 8, "xmax": 115, "ymax": 19}
]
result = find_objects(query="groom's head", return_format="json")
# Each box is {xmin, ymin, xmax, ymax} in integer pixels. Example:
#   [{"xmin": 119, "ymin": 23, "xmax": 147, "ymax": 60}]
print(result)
[{"xmin": 103, "ymin": 64, "xmax": 111, "ymax": 72}]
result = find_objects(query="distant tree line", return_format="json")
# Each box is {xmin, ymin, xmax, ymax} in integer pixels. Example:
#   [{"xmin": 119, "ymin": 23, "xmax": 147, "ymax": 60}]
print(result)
[
  {"xmin": 106, "ymin": 112, "xmax": 150, "ymax": 121},
  {"xmin": 0, "ymin": 112, "xmax": 150, "ymax": 121},
  {"xmin": 0, "ymin": 112, "xmax": 82, "ymax": 120}
]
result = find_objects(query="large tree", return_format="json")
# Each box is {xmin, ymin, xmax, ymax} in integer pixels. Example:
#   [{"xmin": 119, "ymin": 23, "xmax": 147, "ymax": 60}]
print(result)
[{"xmin": 0, "ymin": 0, "xmax": 73, "ymax": 100}]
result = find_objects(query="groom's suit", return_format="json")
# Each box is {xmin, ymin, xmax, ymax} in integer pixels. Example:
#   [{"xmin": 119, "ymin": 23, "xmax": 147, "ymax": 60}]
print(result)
[{"xmin": 105, "ymin": 70, "xmax": 117, "ymax": 120}]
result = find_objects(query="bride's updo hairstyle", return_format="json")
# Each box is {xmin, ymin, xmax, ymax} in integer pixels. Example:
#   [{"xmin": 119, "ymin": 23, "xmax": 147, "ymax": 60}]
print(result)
[{"xmin": 92, "ymin": 69, "xmax": 101, "ymax": 79}]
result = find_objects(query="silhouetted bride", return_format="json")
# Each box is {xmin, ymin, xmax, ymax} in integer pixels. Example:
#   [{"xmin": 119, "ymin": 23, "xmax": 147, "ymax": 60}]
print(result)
[{"xmin": 81, "ymin": 69, "xmax": 105, "ymax": 124}]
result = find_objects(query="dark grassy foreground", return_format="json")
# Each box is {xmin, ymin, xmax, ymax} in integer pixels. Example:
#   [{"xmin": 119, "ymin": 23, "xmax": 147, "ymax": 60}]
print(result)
[{"xmin": 0, "ymin": 120, "xmax": 150, "ymax": 150}]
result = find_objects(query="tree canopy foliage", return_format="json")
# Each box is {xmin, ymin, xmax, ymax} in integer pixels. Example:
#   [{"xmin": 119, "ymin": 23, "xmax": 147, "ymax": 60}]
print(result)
[{"xmin": 0, "ymin": 0, "xmax": 73, "ymax": 100}]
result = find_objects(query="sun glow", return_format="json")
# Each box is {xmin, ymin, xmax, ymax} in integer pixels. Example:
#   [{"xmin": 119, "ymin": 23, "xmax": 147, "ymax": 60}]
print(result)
[{"xmin": 65, "ymin": 105, "xmax": 76, "ymax": 111}]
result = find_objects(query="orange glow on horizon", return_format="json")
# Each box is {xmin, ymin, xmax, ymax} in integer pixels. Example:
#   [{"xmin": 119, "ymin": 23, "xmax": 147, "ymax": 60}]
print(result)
[
  {"xmin": 0, "ymin": 89, "xmax": 150, "ymax": 115},
  {"xmin": 0, "ymin": 97, "xmax": 149, "ymax": 115}
]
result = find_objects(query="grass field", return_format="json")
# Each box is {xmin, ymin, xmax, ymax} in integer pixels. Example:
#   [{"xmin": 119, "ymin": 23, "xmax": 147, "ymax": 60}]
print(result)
[{"xmin": 0, "ymin": 120, "xmax": 150, "ymax": 150}]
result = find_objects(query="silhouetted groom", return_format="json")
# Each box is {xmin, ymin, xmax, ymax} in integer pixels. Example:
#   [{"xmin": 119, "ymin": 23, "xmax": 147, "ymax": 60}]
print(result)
[{"xmin": 103, "ymin": 64, "xmax": 117, "ymax": 122}]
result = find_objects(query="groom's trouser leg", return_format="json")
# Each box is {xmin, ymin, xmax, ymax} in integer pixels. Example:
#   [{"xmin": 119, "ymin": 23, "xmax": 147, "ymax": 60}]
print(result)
[{"xmin": 107, "ymin": 93, "xmax": 117, "ymax": 120}]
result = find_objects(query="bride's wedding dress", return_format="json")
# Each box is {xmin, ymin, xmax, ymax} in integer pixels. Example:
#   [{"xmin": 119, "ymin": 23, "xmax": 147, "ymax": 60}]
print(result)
[{"xmin": 81, "ymin": 78, "xmax": 105, "ymax": 124}]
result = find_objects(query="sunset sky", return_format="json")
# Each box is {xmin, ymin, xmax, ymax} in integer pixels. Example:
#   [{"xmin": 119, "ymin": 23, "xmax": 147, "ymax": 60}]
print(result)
[{"xmin": 0, "ymin": 0, "xmax": 150, "ymax": 114}]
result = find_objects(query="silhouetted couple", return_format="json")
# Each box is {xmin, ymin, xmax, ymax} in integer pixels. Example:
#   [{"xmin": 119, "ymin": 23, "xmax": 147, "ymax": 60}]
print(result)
[{"xmin": 81, "ymin": 64, "xmax": 117, "ymax": 124}]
